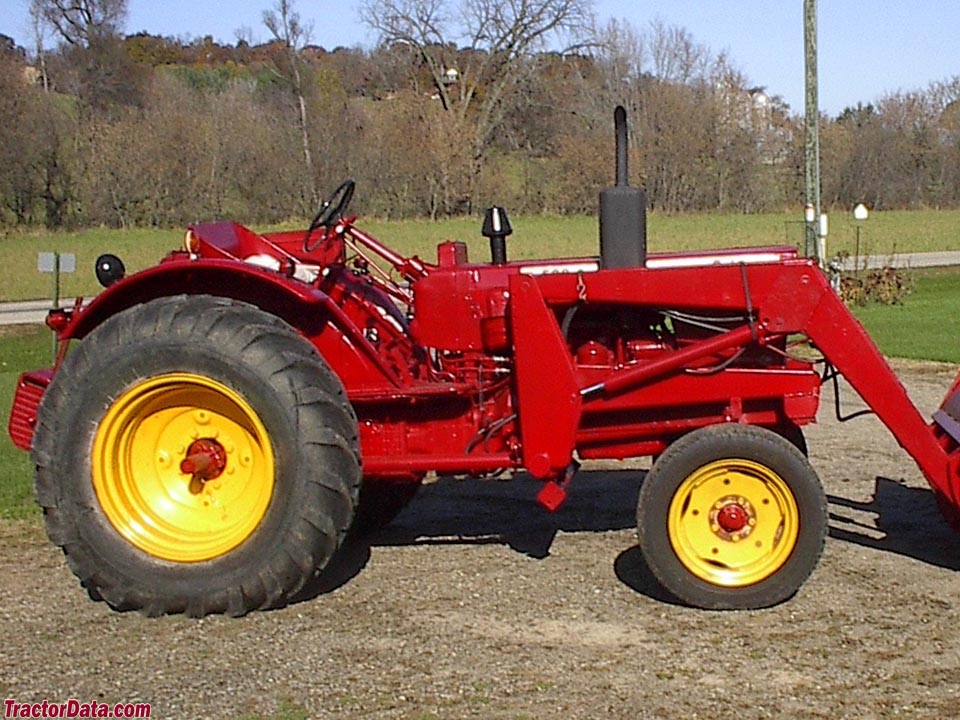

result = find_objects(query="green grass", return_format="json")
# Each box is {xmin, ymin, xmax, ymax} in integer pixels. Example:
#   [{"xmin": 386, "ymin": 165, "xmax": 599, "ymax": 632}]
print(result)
[
  {"xmin": 0, "ymin": 325, "xmax": 52, "ymax": 518},
  {"xmin": 0, "ymin": 227, "xmax": 182, "ymax": 302},
  {"xmin": 2, "ymin": 208, "xmax": 959, "ymax": 301},
  {"xmin": 851, "ymin": 267, "xmax": 960, "ymax": 363}
]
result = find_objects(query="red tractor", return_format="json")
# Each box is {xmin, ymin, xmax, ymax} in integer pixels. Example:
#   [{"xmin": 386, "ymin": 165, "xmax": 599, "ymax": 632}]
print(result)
[{"xmin": 9, "ymin": 108, "xmax": 960, "ymax": 617}]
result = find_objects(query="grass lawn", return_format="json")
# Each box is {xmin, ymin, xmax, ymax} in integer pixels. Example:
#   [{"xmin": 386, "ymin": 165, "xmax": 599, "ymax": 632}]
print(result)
[
  {"xmin": 0, "ymin": 325, "xmax": 52, "ymax": 518},
  {"xmin": 850, "ymin": 267, "xmax": 960, "ymax": 362},
  {"xmin": 1, "ymin": 208, "xmax": 959, "ymax": 301}
]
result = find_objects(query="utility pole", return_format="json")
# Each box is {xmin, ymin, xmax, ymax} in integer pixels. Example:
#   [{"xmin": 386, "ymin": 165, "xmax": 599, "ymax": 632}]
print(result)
[{"xmin": 804, "ymin": 0, "xmax": 821, "ymax": 262}]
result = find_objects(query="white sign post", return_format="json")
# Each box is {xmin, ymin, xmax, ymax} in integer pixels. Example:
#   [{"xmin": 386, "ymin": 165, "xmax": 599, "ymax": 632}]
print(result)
[{"xmin": 37, "ymin": 252, "xmax": 76, "ymax": 359}]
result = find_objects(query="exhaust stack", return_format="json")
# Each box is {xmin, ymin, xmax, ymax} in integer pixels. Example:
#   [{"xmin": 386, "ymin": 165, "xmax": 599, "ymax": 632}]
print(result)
[{"xmin": 599, "ymin": 106, "xmax": 647, "ymax": 269}]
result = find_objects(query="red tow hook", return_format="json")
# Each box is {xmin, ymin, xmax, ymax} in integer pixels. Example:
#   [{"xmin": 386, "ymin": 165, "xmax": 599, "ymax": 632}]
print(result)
[{"xmin": 181, "ymin": 438, "xmax": 227, "ymax": 494}]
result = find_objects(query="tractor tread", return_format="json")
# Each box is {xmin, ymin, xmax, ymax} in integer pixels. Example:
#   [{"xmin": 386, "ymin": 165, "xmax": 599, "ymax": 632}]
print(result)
[{"xmin": 32, "ymin": 294, "xmax": 361, "ymax": 617}]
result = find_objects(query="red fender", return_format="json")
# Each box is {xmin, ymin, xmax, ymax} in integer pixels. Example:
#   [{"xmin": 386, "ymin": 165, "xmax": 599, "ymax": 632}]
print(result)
[{"xmin": 59, "ymin": 257, "xmax": 400, "ymax": 388}]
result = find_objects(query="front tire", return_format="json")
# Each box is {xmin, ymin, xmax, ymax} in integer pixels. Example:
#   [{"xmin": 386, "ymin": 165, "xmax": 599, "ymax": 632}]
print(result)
[
  {"xmin": 636, "ymin": 424, "xmax": 826, "ymax": 609},
  {"xmin": 32, "ymin": 295, "xmax": 361, "ymax": 617}
]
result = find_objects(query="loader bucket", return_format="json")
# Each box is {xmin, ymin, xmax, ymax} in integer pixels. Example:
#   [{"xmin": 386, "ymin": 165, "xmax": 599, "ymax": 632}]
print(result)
[{"xmin": 931, "ymin": 375, "xmax": 960, "ymax": 529}]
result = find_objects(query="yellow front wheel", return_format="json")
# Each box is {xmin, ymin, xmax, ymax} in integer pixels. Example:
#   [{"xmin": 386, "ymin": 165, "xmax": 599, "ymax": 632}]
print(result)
[
  {"xmin": 637, "ymin": 425, "xmax": 826, "ymax": 610},
  {"xmin": 667, "ymin": 459, "xmax": 799, "ymax": 588}
]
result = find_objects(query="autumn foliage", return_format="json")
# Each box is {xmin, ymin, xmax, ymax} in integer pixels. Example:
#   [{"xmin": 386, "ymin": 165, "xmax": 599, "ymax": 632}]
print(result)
[{"xmin": 2, "ymin": 5, "xmax": 960, "ymax": 229}]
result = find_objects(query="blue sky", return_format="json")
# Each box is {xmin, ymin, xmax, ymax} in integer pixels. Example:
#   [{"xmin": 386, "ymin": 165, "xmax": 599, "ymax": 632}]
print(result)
[{"xmin": 5, "ymin": 0, "xmax": 960, "ymax": 115}]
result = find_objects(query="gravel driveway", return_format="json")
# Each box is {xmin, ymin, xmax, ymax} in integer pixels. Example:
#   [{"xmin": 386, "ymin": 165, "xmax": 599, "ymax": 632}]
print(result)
[{"xmin": 2, "ymin": 360, "xmax": 959, "ymax": 719}]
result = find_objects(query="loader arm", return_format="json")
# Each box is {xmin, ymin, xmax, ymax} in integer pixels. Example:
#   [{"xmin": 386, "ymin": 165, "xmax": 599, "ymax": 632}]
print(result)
[
  {"xmin": 764, "ymin": 264, "xmax": 960, "ymax": 517},
  {"xmin": 529, "ymin": 258, "xmax": 960, "ymax": 524}
]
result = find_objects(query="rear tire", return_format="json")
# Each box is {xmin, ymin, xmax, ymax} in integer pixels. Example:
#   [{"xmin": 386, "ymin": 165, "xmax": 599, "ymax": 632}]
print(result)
[
  {"xmin": 636, "ymin": 424, "xmax": 826, "ymax": 610},
  {"xmin": 32, "ymin": 295, "xmax": 361, "ymax": 617}
]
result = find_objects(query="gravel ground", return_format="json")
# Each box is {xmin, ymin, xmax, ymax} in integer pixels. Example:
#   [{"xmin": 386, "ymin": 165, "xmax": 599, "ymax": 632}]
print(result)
[{"xmin": 2, "ymin": 360, "xmax": 960, "ymax": 720}]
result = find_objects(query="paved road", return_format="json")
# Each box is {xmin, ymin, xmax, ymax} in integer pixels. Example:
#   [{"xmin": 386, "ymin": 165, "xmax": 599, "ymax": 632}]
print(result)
[
  {"xmin": 2, "ymin": 250, "xmax": 960, "ymax": 327},
  {"xmin": 836, "ymin": 250, "xmax": 960, "ymax": 271},
  {"xmin": 0, "ymin": 299, "xmax": 59, "ymax": 326}
]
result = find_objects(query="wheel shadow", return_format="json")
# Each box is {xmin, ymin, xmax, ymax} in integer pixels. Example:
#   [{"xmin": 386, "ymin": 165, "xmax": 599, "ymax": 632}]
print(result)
[
  {"xmin": 612, "ymin": 545, "xmax": 685, "ymax": 605},
  {"xmin": 295, "ymin": 469, "xmax": 660, "ymax": 604},
  {"xmin": 828, "ymin": 477, "xmax": 960, "ymax": 571}
]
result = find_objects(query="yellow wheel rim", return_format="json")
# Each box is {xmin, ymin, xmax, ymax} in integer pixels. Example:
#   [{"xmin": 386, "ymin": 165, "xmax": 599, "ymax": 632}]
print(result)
[
  {"xmin": 667, "ymin": 459, "xmax": 799, "ymax": 587},
  {"xmin": 92, "ymin": 373, "xmax": 275, "ymax": 562}
]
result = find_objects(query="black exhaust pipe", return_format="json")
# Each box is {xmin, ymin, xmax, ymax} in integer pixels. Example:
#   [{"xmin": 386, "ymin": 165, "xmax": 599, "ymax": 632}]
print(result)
[{"xmin": 599, "ymin": 106, "xmax": 647, "ymax": 269}]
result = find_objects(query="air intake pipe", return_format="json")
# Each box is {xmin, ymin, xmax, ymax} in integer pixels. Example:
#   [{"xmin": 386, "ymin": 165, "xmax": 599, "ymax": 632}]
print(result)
[{"xmin": 599, "ymin": 106, "xmax": 647, "ymax": 269}]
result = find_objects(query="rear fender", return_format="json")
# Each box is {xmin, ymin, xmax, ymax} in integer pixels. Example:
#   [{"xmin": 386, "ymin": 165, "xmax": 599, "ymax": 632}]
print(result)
[{"xmin": 60, "ymin": 259, "xmax": 400, "ymax": 387}]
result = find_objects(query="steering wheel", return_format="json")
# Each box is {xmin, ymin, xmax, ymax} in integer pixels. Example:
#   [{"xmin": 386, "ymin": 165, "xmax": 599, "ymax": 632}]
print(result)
[{"xmin": 303, "ymin": 179, "xmax": 356, "ymax": 253}]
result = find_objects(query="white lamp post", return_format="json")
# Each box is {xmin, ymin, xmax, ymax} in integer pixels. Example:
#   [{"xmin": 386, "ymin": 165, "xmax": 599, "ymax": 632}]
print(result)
[{"xmin": 853, "ymin": 203, "xmax": 869, "ymax": 272}]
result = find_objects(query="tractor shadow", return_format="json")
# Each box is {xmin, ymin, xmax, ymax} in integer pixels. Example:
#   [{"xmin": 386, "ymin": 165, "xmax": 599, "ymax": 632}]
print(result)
[
  {"xmin": 375, "ymin": 469, "xmax": 641, "ymax": 556},
  {"xmin": 297, "ymin": 469, "xmax": 669, "ymax": 602},
  {"xmin": 297, "ymin": 473, "xmax": 960, "ymax": 608},
  {"xmin": 828, "ymin": 477, "xmax": 960, "ymax": 571}
]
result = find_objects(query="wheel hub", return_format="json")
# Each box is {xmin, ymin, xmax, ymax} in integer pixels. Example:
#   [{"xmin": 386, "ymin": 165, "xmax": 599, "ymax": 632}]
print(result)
[
  {"xmin": 712, "ymin": 497, "xmax": 755, "ymax": 539},
  {"xmin": 180, "ymin": 438, "xmax": 227, "ymax": 493}
]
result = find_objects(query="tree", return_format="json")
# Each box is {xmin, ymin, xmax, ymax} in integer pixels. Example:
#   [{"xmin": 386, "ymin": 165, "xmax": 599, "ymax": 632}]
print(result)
[
  {"xmin": 361, "ymin": 0, "xmax": 595, "ymax": 212},
  {"xmin": 33, "ymin": 0, "xmax": 127, "ymax": 48},
  {"xmin": 29, "ymin": 1, "xmax": 51, "ymax": 91},
  {"xmin": 0, "ymin": 56, "xmax": 42, "ymax": 223},
  {"xmin": 32, "ymin": 0, "xmax": 142, "ymax": 109},
  {"xmin": 263, "ymin": 0, "xmax": 318, "ymax": 207},
  {"xmin": 648, "ymin": 19, "xmax": 708, "ymax": 85}
]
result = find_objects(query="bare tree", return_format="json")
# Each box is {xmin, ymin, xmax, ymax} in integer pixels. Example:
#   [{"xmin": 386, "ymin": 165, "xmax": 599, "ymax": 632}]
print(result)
[
  {"xmin": 597, "ymin": 17, "xmax": 646, "ymax": 87},
  {"xmin": 29, "ymin": 1, "xmax": 51, "ymax": 91},
  {"xmin": 33, "ymin": 0, "xmax": 127, "ymax": 47},
  {"xmin": 361, "ymin": 0, "xmax": 595, "ymax": 210},
  {"xmin": 33, "ymin": 0, "xmax": 142, "ymax": 109},
  {"xmin": 263, "ymin": 0, "xmax": 318, "ymax": 206},
  {"xmin": 648, "ymin": 19, "xmax": 708, "ymax": 85}
]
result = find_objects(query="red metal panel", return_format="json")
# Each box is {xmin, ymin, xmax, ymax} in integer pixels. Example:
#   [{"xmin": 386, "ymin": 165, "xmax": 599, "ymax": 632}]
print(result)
[
  {"xmin": 509, "ymin": 274, "xmax": 581, "ymax": 478},
  {"xmin": 8, "ymin": 371, "xmax": 52, "ymax": 451},
  {"xmin": 578, "ymin": 367, "xmax": 819, "ymax": 421},
  {"xmin": 533, "ymin": 260, "xmax": 804, "ymax": 311},
  {"xmin": 409, "ymin": 271, "xmax": 487, "ymax": 350}
]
